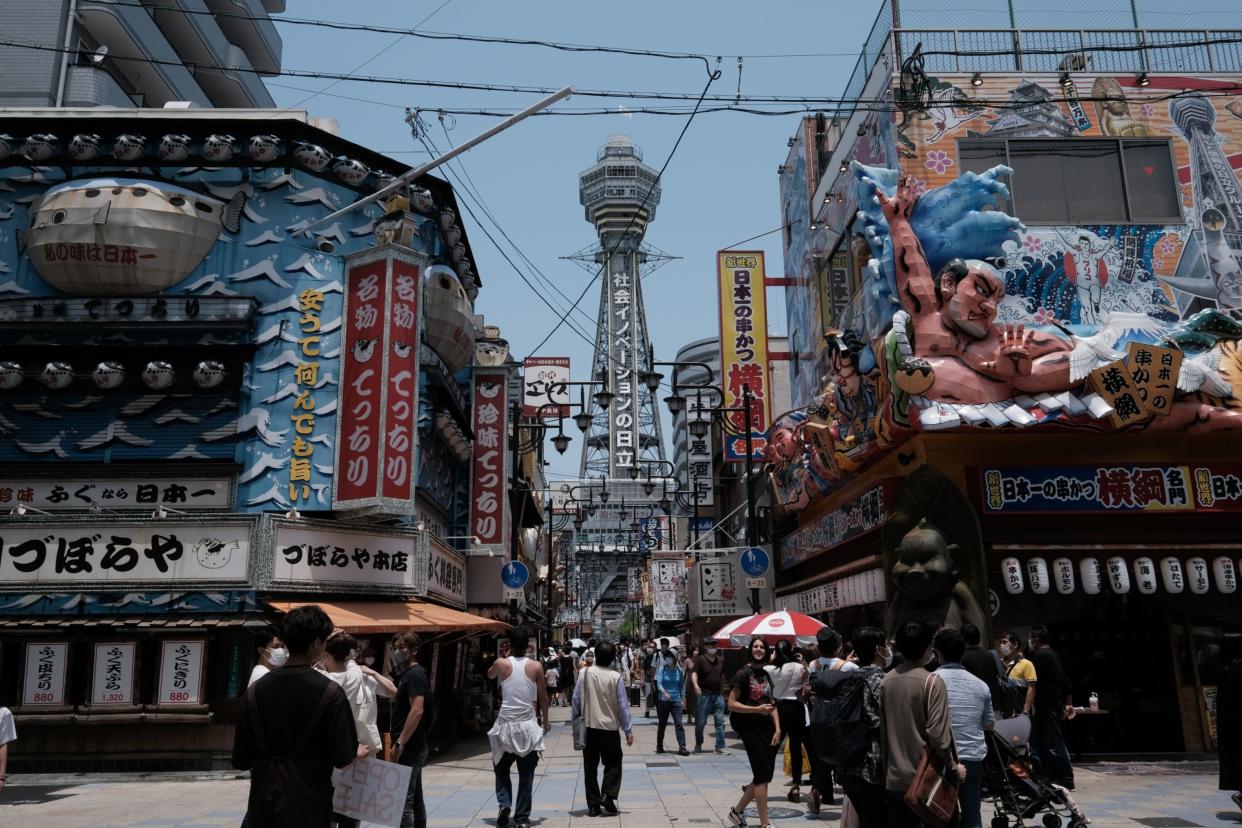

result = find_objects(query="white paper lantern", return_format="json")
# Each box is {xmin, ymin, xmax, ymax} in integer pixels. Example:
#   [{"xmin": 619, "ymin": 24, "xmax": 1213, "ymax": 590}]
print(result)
[
  {"xmin": 1001, "ymin": 557, "xmax": 1025, "ymax": 594},
  {"xmin": 1079, "ymin": 557, "xmax": 1102, "ymax": 595},
  {"xmin": 1106, "ymin": 556, "xmax": 1131, "ymax": 594},
  {"xmin": 1132, "ymin": 557, "xmax": 1158, "ymax": 595},
  {"xmin": 1213, "ymin": 557, "xmax": 1236, "ymax": 594},
  {"xmin": 92, "ymin": 361, "xmax": 126, "ymax": 390},
  {"xmin": 0, "ymin": 361, "xmax": 24, "ymax": 390},
  {"xmin": 40, "ymin": 361, "xmax": 75, "ymax": 389},
  {"xmin": 192, "ymin": 360, "xmax": 227, "ymax": 389},
  {"xmin": 1027, "ymin": 557, "xmax": 1050, "ymax": 594},
  {"xmin": 1187, "ymin": 557, "xmax": 1210, "ymax": 595},
  {"xmin": 1160, "ymin": 557, "xmax": 1185, "ymax": 594},
  {"xmin": 142, "ymin": 360, "xmax": 176, "ymax": 390},
  {"xmin": 1053, "ymin": 557, "xmax": 1076, "ymax": 594}
]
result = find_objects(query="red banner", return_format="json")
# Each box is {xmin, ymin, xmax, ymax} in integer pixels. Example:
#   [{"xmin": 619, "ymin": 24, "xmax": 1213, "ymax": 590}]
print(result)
[
  {"xmin": 381, "ymin": 260, "xmax": 421, "ymax": 502},
  {"xmin": 471, "ymin": 370, "xmax": 508, "ymax": 548}
]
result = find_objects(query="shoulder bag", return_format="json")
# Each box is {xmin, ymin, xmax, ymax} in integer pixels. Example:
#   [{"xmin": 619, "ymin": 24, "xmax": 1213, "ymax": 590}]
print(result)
[{"xmin": 903, "ymin": 673, "xmax": 959, "ymax": 828}]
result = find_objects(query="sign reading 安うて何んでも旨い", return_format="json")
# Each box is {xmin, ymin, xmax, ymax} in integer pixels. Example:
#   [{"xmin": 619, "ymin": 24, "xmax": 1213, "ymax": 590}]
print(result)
[{"xmin": 976, "ymin": 464, "xmax": 1242, "ymax": 514}]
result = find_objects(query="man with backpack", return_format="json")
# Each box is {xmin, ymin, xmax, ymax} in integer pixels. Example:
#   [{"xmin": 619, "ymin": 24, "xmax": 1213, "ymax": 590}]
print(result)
[{"xmin": 232, "ymin": 605, "xmax": 358, "ymax": 828}]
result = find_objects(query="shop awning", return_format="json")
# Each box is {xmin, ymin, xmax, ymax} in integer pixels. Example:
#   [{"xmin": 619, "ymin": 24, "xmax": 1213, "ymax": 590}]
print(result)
[
  {"xmin": 0, "ymin": 612, "xmax": 270, "ymax": 630},
  {"xmin": 266, "ymin": 599, "xmax": 509, "ymax": 634}
]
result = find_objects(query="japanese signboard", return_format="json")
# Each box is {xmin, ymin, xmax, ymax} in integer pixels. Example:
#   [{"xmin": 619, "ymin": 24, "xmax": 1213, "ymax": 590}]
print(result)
[
  {"xmin": 607, "ymin": 265, "xmax": 640, "ymax": 476},
  {"xmin": 627, "ymin": 567, "xmax": 642, "ymax": 601},
  {"xmin": 0, "ymin": 521, "xmax": 252, "ymax": 589},
  {"xmin": 91, "ymin": 642, "xmax": 137, "ymax": 706},
  {"xmin": 652, "ymin": 551, "xmax": 686, "ymax": 621},
  {"xmin": 978, "ymin": 464, "xmax": 1242, "ymax": 513},
  {"xmin": 689, "ymin": 547, "xmax": 774, "ymax": 616},
  {"xmin": 289, "ymin": 286, "xmax": 328, "ymax": 507},
  {"xmin": 1126, "ymin": 342, "xmax": 1182, "ymax": 417},
  {"xmin": 272, "ymin": 521, "xmax": 426, "ymax": 594},
  {"xmin": 333, "ymin": 251, "xmax": 425, "ymax": 514},
  {"xmin": 774, "ymin": 569, "xmax": 886, "ymax": 615},
  {"xmin": 0, "ymin": 476, "xmax": 233, "ymax": 511},
  {"xmin": 779, "ymin": 481, "xmax": 891, "ymax": 569},
  {"xmin": 1088, "ymin": 360, "xmax": 1148, "ymax": 428},
  {"xmin": 0, "ymin": 295, "xmax": 254, "ymax": 326},
  {"xmin": 717, "ymin": 251, "xmax": 771, "ymax": 461},
  {"xmin": 471, "ymin": 368, "xmax": 509, "ymax": 555},
  {"xmin": 686, "ymin": 393, "xmax": 715, "ymax": 507},
  {"xmin": 23, "ymin": 642, "xmax": 67, "ymax": 706},
  {"xmin": 825, "ymin": 249, "xmax": 852, "ymax": 325},
  {"xmin": 427, "ymin": 538, "xmax": 466, "ymax": 608},
  {"xmin": 522, "ymin": 357, "xmax": 571, "ymax": 417},
  {"xmin": 157, "ymin": 640, "xmax": 205, "ymax": 705}
]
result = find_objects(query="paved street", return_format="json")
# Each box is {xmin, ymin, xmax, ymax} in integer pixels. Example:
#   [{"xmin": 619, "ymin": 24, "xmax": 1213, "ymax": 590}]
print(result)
[{"xmin": 3, "ymin": 706, "xmax": 1240, "ymax": 827}]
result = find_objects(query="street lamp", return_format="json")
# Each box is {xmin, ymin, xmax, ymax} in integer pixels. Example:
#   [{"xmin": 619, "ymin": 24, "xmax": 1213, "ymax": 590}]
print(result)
[{"xmin": 663, "ymin": 391, "xmax": 685, "ymax": 414}]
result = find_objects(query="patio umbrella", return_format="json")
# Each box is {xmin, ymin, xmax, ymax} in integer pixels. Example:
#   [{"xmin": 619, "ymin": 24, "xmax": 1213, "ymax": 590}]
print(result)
[
  {"xmin": 568, "ymin": 638, "xmax": 588, "ymax": 650},
  {"xmin": 710, "ymin": 610, "xmax": 826, "ymax": 649}
]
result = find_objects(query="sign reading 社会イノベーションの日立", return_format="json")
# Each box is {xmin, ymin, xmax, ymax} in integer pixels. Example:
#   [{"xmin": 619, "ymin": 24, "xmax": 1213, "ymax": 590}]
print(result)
[{"xmin": 717, "ymin": 251, "xmax": 771, "ymax": 462}]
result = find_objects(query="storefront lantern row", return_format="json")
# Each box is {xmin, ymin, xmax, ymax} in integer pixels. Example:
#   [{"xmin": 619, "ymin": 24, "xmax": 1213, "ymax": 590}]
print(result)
[
  {"xmin": 1188, "ymin": 558, "xmax": 1210, "ymax": 595},
  {"xmin": 1026, "ymin": 557, "xmax": 1049, "ymax": 595},
  {"xmin": 1003, "ymin": 555, "xmax": 1239, "ymax": 596},
  {"xmin": 1107, "ymin": 556, "xmax": 1131, "ymax": 594},
  {"xmin": 1133, "ymin": 557, "xmax": 1158, "ymax": 595},
  {"xmin": 1213, "ymin": 556, "xmax": 1237, "ymax": 594},
  {"xmin": 1002, "ymin": 557, "xmax": 1024, "ymax": 595},
  {"xmin": 1080, "ymin": 557, "xmax": 1103, "ymax": 595},
  {"xmin": 1161, "ymin": 557, "xmax": 1185, "ymax": 594},
  {"xmin": 1053, "ymin": 557, "xmax": 1075, "ymax": 595}
]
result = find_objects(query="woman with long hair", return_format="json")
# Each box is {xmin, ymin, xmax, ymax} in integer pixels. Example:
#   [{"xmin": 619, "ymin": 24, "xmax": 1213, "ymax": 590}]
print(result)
[
  {"xmin": 767, "ymin": 640, "xmax": 812, "ymax": 803},
  {"xmin": 727, "ymin": 637, "xmax": 782, "ymax": 828}
]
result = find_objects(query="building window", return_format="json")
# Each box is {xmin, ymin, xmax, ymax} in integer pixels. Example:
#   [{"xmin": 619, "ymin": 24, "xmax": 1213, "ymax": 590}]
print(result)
[{"xmin": 957, "ymin": 138, "xmax": 1181, "ymax": 225}]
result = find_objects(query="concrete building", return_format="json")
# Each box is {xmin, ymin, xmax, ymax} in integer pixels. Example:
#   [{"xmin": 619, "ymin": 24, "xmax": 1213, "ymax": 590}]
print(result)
[{"xmin": 0, "ymin": 0, "xmax": 283, "ymax": 108}]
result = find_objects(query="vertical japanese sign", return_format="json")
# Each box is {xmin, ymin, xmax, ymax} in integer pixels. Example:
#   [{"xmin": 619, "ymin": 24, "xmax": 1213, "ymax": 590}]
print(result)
[
  {"xmin": 717, "ymin": 251, "xmax": 771, "ymax": 460},
  {"xmin": 652, "ymin": 551, "xmax": 687, "ymax": 621},
  {"xmin": 687, "ymin": 393, "xmax": 715, "ymax": 507},
  {"xmin": 609, "ymin": 264, "xmax": 640, "ymax": 476},
  {"xmin": 23, "ymin": 642, "xmax": 68, "ymax": 706},
  {"xmin": 1088, "ymin": 360, "xmax": 1148, "ymax": 428},
  {"xmin": 91, "ymin": 642, "xmax": 137, "ymax": 706},
  {"xmin": 334, "ymin": 251, "xmax": 426, "ymax": 514},
  {"xmin": 158, "ymin": 639, "xmax": 205, "ymax": 705},
  {"xmin": 1126, "ymin": 342, "xmax": 1182, "ymax": 417},
  {"xmin": 290, "ymin": 287, "xmax": 326, "ymax": 506},
  {"xmin": 522, "ymin": 357, "xmax": 571, "ymax": 417},
  {"xmin": 471, "ymin": 368, "xmax": 509, "ymax": 555}
]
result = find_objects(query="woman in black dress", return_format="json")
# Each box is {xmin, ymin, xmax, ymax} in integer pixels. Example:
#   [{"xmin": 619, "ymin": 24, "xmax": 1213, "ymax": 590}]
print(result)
[{"xmin": 727, "ymin": 637, "xmax": 782, "ymax": 828}]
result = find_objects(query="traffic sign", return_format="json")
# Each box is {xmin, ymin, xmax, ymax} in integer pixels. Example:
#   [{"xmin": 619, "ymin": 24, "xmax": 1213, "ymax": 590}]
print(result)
[
  {"xmin": 501, "ymin": 560, "xmax": 530, "ymax": 590},
  {"xmin": 746, "ymin": 577, "xmax": 767, "ymax": 589},
  {"xmin": 740, "ymin": 547, "xmax": 769, "ymax": 577}
]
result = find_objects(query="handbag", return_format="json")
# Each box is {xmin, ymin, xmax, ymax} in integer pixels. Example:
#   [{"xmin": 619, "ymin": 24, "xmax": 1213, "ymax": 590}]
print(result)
[
  {"xmin": 903, "ymin": 674, "xmax": 959, "ymax": 828},
  {"xmin": 572, "ymin": 666, "xmax": 591, "ymax": 751}
]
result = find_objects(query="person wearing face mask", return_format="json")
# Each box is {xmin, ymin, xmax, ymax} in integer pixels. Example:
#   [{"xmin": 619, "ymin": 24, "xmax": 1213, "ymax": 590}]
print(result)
[
  {"xmin": 1000, "ymin": 632, "xmax": 1038, "ymax": 717},
  {"xmin": 691, "ymin": 637, "xmax": 729, "ymax": 754},
  {"xmin": 248, "ymin": 626, "xmax": 287, "ymax": 687},
  {"xmin": 390, "ymin": 632, "xmax": 434, "ymax": 828},
  {"xmin": 655, "ymin": 648, "xmax": 689, "ymax": 755}
]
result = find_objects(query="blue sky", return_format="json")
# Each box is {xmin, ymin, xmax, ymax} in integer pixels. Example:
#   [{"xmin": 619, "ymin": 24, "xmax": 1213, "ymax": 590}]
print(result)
[{"xmin": 269, "ymin": 0, "xmax": 885, "ymax": 479}]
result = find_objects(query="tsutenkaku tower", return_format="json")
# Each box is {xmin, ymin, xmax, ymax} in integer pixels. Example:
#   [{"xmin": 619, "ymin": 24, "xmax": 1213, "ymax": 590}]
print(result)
[{"xmin": 577, "ymin": 134, "xmax": 666, "ymax": 478}]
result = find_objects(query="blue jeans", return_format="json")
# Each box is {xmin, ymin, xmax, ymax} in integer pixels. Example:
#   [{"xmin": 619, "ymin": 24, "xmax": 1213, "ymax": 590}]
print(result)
[
  {"xmin": 958, "ymin": 759, "xmax": 984, "ymax": 828},
  {"xmin": 400, "ymin": 743, "xmax": 430, "ymax": 828},
  {"xmin": 494, "ymin": 750, "xmax": 540, "ymax": 822},
  {"xmin": 696, "ymin": 692, "xmax": 726, "ymax": 749},
  {"xmin": 657, "ymin": 699, "xmax": 686, "ymax": 750}
]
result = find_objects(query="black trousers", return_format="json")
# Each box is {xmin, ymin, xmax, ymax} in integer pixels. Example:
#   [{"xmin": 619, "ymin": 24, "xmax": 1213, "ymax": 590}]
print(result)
[
  {"xmin": 777, "ymin": 699, "xmax": 812, "ymax": 786},
  {"xmin": 841, "ymin": 775, "xmax": 886, "ymax": 828},
  {"xmin": 583, "ymin": 727, "xmax": 623, "ymax": 806}
]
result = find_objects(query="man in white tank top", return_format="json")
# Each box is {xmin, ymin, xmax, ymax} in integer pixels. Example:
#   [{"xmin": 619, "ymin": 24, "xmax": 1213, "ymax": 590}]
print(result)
[{"xmin": 487, "ymin": 628, "xmax": 549, "ymax": 828}]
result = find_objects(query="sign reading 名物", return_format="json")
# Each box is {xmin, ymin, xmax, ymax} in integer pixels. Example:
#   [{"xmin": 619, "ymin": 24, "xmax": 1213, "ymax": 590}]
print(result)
[
  {"xmin": 522, "ymin": 357, "xmax": 571, "ymax": 417},
  {"xmin": 717, "ymin": 250, "xmax": 771, "ymax": 461},
  {"xmin": 426, "ymin": 539, "xmax": 466, "ymax": 608},
  {"xmin": 1126, "ymin": 342, "xmax": 1182, "ymax": 417},
  {"xmin": 686, "ymin": 393, "xmax": 716, "ymax": 507},
  {"xmin": 0, "ymin": 477, "xmax": 233, "ymax": 511},
  {"xmin": 471, "ymin": 369, "xmax": 509, "ymax": 555},
  {"xmin": 652, "ymin": 551, "xmax": 686, "ymax": 621},
  {"xmin": 157, "ymin": 640, "xmax": 205, "ymax": 705},
  {"xmin": 22, "ymin": 642, "xmax": 67, "ymax": 706},
  {"xmin": 0, "ymin": 522, "xmax": 252, "ymax": 589},
  {"xmin": 779, "ymin": 482, "xmax": 890, "ymax": 569},
  {"xmin": 979, "ymin": 464, "xmax": 1242, "ymax": 513},
  {"xmin": 1088, "ymin": 360, "xmax": 1149, "ymax": 428},
  {"xmin": 272, "ymin": 521, "xmax": 425, "ymax": 592},
  {"xmin": 333, "ymin": 253, "xmax": 424, "ymax": 514},
  {"xmin": 91, "ymin": 642, "xmax": 137, "ymax": 706},
  {"xmin": 332, "ymin": 756, "xmax": 412, "ymax": 828}
]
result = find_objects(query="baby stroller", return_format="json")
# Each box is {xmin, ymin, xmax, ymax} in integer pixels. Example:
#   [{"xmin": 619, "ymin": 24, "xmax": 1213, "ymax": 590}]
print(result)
[{"xmin": 985, "ymin": 715, "xmax": 1089, "ymax": 828}]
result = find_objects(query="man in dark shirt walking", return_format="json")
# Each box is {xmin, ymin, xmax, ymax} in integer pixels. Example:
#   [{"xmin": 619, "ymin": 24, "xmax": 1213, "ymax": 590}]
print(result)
[
  {"xmin": 1028, "ymin": 626, "xmax": 1076, "ymax": 789},
  {"xmin": 959, "ymin": 623, "xmax": 1003, "ymax": 713},
  {"xmin": 233, "ymin": 605, "xmax": 358, "ymax": 828},
  {"xmin": 391, "ymin": 631, "xmax": 433, "ymax": 828},
  {"xmin": 691, "ymin": 636, "xmax": 729, "ymax": 754}
]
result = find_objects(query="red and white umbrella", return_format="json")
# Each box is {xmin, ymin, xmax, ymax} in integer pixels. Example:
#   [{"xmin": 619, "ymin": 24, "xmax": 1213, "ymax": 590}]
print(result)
[{"xmin": 710, "ymin": 610, "xmax": 826, "ymax": 649}]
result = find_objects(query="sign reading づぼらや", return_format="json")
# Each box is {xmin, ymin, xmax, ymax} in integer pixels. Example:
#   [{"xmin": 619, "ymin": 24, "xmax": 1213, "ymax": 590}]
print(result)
[
  {"xmin": 333, "ymin": 250, "xmax": 426, "ymax": 515},
  {"xmin": 157, "ymin": 639, "xmax": 205, "ymax": 705},
  {"xmin": 717, "ymin": 250, "xmax": 771, "ymax": 461},
  {"xmin": 0, "ymin": 520, "xmax": 253, "ymax": 590},
  {"xmin": 91, "ymin": 642, "xmax": 137, "ymax": 706},
  {"xmin": 522, "ymin": 356, "xmax": 571, "ymax": 417},
  {"xmin": 332, "ymin": 756, "xmax": 413, "ymax": 828},
  {"xmin": 471, "ymin": 368, "xmax": 509, "ymax": 557},
  {"xmin": 271, "ymin": 519, "xmax": 427, "ymax": 594},
  {"xmin": 23, "ymin": 641, "xmax": 68, "ymax": 706}
]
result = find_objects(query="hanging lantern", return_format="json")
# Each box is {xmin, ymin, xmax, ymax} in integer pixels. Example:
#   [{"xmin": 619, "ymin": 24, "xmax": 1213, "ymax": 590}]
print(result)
[
  {"xmin": 0, "ymin": 133, "xmax": 15, "ymax": 160},
  {"xmin": 1187, "ymin": 557, "xmax": 1210, "ymax": 595},
  {"xmin": 1053, "ymin": 557, "xmax": 1075, "ymax": 594},
  {"xmin": 202, "ymin": 134, "xmax": 238, "ymax": 163},
  {"xmin": 0, "ymin": 361, "xmax": 24, "ymax": 390},
  {"xmin": 112, "ymin": 133, "xmax": 146, "ymax": 161},
  {"xmin": 141, "ymin": 360, "xmax": 176, "ymax": 390},
  {"xmin": 1079, "ymin": 557, "xmax": 1102, "ymax": 595},
  {"xmin": 40, "ymin": 361, "xmax": 75, "ymax": 389},
  {"xmin": 1106, "ymin": 556, "xmax": 1131, "ymax": 594},
  {"xmin": 293, "ymin": 141, "xmax": 332, "ymax": 171},
  {"xmin": 1001, "ymin": 557, "xmax": 1024, "ymax": 594},
  {"xmin": 1132, "ymin": 557, "xmax": 1158, "ymax": 595},
  {"xmin": 68, "ymin": 133, "xmax": 104, "ymax": 161},
  {"xmin": 192, "ymin": 360, "xmax": 227, "ymax": 389},
  {"xmin": 92, "ymin": 361, "xmax": 126, "ymax": 390},
  {"xmin": 1026, "ymin": 557, "xmax": 1050, "ymax": 594},
  {"xmin": 1213, "ymin": 557, "xmax": 1236, "ymax": 594},
  {"xmin": 1160, "ymin": 557, "xmax": 1185, "ymax": 594},
  {"xmin": 23, "ymin": 133, "xmax": 61, "ymax": 161},
  {"xmin": 158, "ymin": 134, "xmax": 193, "ymax": 162},
  {"xmin": 332, "ymin": 156, "xmax": 370, "ymax": 187},
  {"xmin": 248, "ymin": 134, "xmax": 284, "ymax": 163}
]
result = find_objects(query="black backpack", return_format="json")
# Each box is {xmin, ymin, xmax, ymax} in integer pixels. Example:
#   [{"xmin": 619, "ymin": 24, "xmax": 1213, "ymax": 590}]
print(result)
[{"xmin": 809, "ymin": 667, "xmax": 867, "ymax": 767}]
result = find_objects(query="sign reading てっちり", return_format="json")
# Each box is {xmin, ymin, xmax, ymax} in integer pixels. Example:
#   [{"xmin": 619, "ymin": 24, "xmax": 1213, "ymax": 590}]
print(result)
[
  {"xmin": 717, "ymin": 251, "xmax": 771, "ymax": 461},
  {"xmin": 471, "ymin": 369, "xmax": 509, "ymax": 553}
]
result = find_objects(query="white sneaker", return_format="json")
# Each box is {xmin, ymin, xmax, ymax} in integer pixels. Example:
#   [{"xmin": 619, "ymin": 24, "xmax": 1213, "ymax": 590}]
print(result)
[
  {"xmin": 727, "ymin": 806, "xmax": 749, "ymax": 827},
  {"xmin": 714, "ymin": 747, "xmax": 732, "ymax": 755}
]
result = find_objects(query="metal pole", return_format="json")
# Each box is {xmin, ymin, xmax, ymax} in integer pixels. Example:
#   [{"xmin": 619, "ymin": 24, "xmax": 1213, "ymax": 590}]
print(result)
[
  {"xmin": 509, "ymin": 400, "xmax": 522, "ymax": 623},
  {"xmin": 54, "ymin": 0, "xmax": 78, "ymax": 107},
  {"xmin": 301, "ymin": 85, "xmax": 573, "ymax": 234},
  {"xmin": 545, "ymin": 499, "xmax": 554, "ymax": 647},
  {"xmin": 743, "ymin": 383, "xmax": 759, "ymax": 614}
]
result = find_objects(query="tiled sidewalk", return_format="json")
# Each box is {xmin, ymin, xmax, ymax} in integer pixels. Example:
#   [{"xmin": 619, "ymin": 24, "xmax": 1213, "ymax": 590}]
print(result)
[{"xmin": 4, "ymin": 705, "xmax": 1241, "ymax": 826}]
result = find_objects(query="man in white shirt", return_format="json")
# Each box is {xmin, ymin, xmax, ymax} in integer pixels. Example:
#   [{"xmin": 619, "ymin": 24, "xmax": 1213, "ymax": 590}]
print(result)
[
  {"xmin": 0, "ymin": 705, "xmax": 15, "ymax": 794},
  {"xmin": 247, "ymin": 625, "xmax": 287, "ymax": 687},
  {"xmin": 487, "ymin": 627, "xmax": 550, "ymax": 828},
  {"xmin": 933, "ymin": 628, "xmax": 994, "ymax": 828}
]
